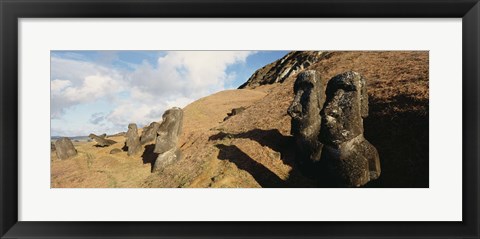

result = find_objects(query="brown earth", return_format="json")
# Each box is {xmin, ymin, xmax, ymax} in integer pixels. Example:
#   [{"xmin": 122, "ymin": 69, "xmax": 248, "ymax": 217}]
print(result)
[{"xmin": 51, "ymin": 51, "xmax": 428, "ymax": 188}]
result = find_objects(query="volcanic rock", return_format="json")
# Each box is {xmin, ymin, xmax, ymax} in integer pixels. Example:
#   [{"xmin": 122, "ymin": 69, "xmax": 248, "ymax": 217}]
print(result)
[
  {"xmin": 152, "ymin": 148, "xmax": 181, "ymax": 172},
  {"xmin": 110, "ymin": 148, "xmax": 122, "ymax": 154},
  {"xmin": 239, "ymin": 51, "xmax": 329, "ymax": 89},
  {"xmin": 153, "ymin": 107, "xmax": 183, "ymax": 172},
  {"xmin": 223, "ymin": 107, "xmax": 246, "ymax": 121},
  {"xmin": 287, "ymin": 70, "xmax": 326, "ymax": 163},
  {"xmin": 54, "ymin": 137, "xmax": 77, "ymax": 160},
  {"xmin": 125, "ymin": 123, "xmax": 141, "ymax": 156},
  {"xmin": 140, "ymin": 122, "xmax": 160, "ymax": 145},
  {"xmin": 320, "ymin": 71, "xmax": 381, "ymax": 187},
  {"xmin": 88, "ymin": 133, "xmax": 117, "ymax": 147}
]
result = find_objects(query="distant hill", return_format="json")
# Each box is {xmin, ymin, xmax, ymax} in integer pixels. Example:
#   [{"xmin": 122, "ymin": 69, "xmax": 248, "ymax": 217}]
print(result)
[{"xmin": 51, "ymin": 135, "xmax": 90, "ymax": 142}]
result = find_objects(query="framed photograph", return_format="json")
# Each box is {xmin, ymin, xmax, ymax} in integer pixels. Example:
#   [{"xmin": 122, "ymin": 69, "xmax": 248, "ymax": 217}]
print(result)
[{"xmin": 1, "ymin": 0, "xmax": 479, "ymax": 238}]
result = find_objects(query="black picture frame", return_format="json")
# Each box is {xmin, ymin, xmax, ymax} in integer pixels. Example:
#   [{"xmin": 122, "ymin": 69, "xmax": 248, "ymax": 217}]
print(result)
[{"xmin": 1, "ymin": 0, "xmax": 479, "ymax": 238}]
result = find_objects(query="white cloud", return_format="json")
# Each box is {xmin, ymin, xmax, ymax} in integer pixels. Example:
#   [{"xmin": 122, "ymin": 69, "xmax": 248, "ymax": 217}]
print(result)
[
  {"xmin": 130, "ymin": 51, "xmax": 252, "ymax": 99},
  {"xmin": 50, "ymin": 57, "xmax": 126, "ymax": 119},
  {"xmin": 105, "ymin": 51, "xmax": 254, "ymax": 129},
  {"xmin": 51, "ymin": 79, "xmax": 71, "ymax": 92},
  {"xmin": 51, "ymin": 51, "xmax": 255, "ymax": 135},
  {"xmin": 63, "ymin": 75, "xmax": 118, "ymax": 102}
]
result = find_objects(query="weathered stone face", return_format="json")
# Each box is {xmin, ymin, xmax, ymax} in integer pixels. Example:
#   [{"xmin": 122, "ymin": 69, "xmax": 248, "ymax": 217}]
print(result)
[
  {"xmin": 126, "ymin": 123, "xmax": 141, "ymax": 156},
  {"xmin": 153, "ymin": 107, "xmax": 183, "ymax": 172},
  {"xmin": 54, "ymin": 137, "xmax": 77, "ymax": 160},
  {"xmin": 320, "ymin": 71, "xmax": 368, "ymax": 144},
  {"xmin": 287, "ymin": 70, "xmax": 326, "ymax": 163},
  {"xmin": 140, "ymin": 122, "xmax": 160, "ymax": 145},
  {"xmin": 154, "ymin": 108, "xmax": 183, "ymax": 154},
  {"xmin": 88, "ymin": 133, "xmax": 117, "ymax": 147},
  {"xmin": 319, "ymin": 71, "xmax": 381, "ymax": 187}
]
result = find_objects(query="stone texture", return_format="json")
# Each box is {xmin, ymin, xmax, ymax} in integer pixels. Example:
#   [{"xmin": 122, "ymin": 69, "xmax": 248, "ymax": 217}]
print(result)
[
  {"xmin": 223, "ymin": 107, "xmax": 246, "ymax": 121},
  {"xmin": 54, "ymin": 137, "xmax": 77, "ymax": 160},
  {"xmin": 154, "ymin": 108, "xmax": 183, "ymax": 154},
  {"xmin": 109, "ymin": 148, "xmax": 122, "ymax": 154},
  {"xmin": 239, "ymin": 51, "xmax": 329, "ymax": 89},
  {"xmin": 88, "ymin": 133, "xmax": 117, "ymax": 147},
  {"xmin": 153, "ymin": 107, "xmax": 183, "ymax": 172},
  {"xmin": 152, "ymin": 148, "xmax": 181, "ymax": 172},
  {"xmin": 319, "ymin": 71, "xmax": 381, "ymax": 187},
  {"xmin": 125, "ymin": 123, "xmax": 141, "ymax": 156},
  {"xmin": 140, "ymin": 122, "xmax": 160, "ymax": 145},
  {"xmin": 287, "ymin": 70, "xmax": 326, "ymax": 163}
]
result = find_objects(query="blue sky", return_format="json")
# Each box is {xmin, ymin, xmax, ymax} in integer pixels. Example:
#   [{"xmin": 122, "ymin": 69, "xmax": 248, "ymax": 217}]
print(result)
[{"xmin": 51, "ymin": 50, "xmax": 288, "ymax": 136}]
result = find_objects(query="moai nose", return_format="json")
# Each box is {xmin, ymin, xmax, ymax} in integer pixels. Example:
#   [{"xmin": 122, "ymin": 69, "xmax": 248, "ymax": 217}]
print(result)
[{"xmin": 288, "ymin": 98, "xmax": 303, "ymax": 117}]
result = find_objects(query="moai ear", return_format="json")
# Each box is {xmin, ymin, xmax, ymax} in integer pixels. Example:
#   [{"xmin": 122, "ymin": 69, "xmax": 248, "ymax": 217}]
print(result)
[{"xmin": 360, "ymin": 75, "xmax": 369, "ymax": 118}]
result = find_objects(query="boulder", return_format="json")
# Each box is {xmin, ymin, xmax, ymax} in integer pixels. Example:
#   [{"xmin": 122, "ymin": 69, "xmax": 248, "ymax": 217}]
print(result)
[
  {"xmin": 125, "ymin": 123, "xmax": 141, "ymax": 156},
  {"xmin": 287, "ymin": 70, "xmax": 326, "ymax": 163},
  {"xmin": 88, "ymin": 133, "xmax": 117, "ymax": 147},
  {"xmin": 153, "ymin": 107, "xmax": 183, "ymax": 172},
  {"xmin": 223, "ymin": 107, "xmax": 246, "ymax": 121},
  {"xmin": 54, "ymin": 137, "xmax": 77, "ymax": 160},
  {"xmin": 319, "ymin": 71, "xmax": 381, "ymax": 187},
  {"xmin": 109, "ymin": 148, "xmax": 122, "ymax": 154},
  {"xmin": 140, "ymin": 122, "xmax": 160, "ymax": 145}
]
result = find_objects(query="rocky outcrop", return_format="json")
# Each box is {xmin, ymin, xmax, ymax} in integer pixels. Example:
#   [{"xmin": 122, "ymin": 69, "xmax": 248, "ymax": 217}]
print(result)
[
  {"xmin": 239, "ymin": 51, "xmax": 329, "ymax": 89},
  {"xmin": 88, "ymin": 133, "xmax": 117, "ymax": 147},
  {"xmin": 125, "ymin": 123, "xmax": 141, "ymax": 156},
  {"xmin": 223, "ymin": 107, "xmax": 246, "ymax": 121},
  {"xmin": 287, "ymin": 70, "xmax": 326, "ymax": 164},
  {"xmin": 153, "ymin": 107, "xmax": 183, "ymax": 172},
  {"xmin": 319, "ymin": 71, "xmax": 381, "ymax": 187},
  {"xmin": 54, "ymin": 137, "xmax": 77, "ymax": 160},
  {"xmin": 140, "ymin": 122, "xmax": 160, "ymax": 145}
]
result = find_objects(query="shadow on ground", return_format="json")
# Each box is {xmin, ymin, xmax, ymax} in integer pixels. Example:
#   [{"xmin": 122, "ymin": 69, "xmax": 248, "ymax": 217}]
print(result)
[
  {"xmin": 211, "ymin": 129, "xmax": 320, "ymax": 188},
  {"xmin": 141, "ymin": 144, "xmax": 158, "ymax": 172}
]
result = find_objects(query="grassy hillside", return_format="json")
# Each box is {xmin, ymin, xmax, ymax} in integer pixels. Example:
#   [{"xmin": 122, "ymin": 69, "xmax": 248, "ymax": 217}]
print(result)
[{"xmin": 51, "ymin": 51, "xmax": 429, "ymax": 188}]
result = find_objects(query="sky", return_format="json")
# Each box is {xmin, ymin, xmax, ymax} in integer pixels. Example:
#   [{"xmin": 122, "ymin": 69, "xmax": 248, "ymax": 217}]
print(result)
[{"xmin": 51, "ymin": 50, "xmax": 289, "ymax": 137}]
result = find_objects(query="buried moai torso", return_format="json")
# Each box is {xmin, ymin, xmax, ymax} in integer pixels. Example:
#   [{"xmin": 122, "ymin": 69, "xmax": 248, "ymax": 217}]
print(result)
[
  {"xmin": 288, "ymin": 70, "xmax": 381, "ymax": 187},
  {"xmin": 287, "ymin": 70, "xmax": 326, "ymax": 163},
  {"xmin": 319, "ymin": 71, "xmax": 381, "ymax": 187},
  {"xmin": 153, "ymin": 107, "xmax": 184, "ymax": 172}
]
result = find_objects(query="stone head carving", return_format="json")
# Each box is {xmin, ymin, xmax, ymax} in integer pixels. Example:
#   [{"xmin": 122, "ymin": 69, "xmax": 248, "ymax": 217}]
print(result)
[{"xmin": 287, "ymin": 70, "xmax": 326, "ymax": 163}]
